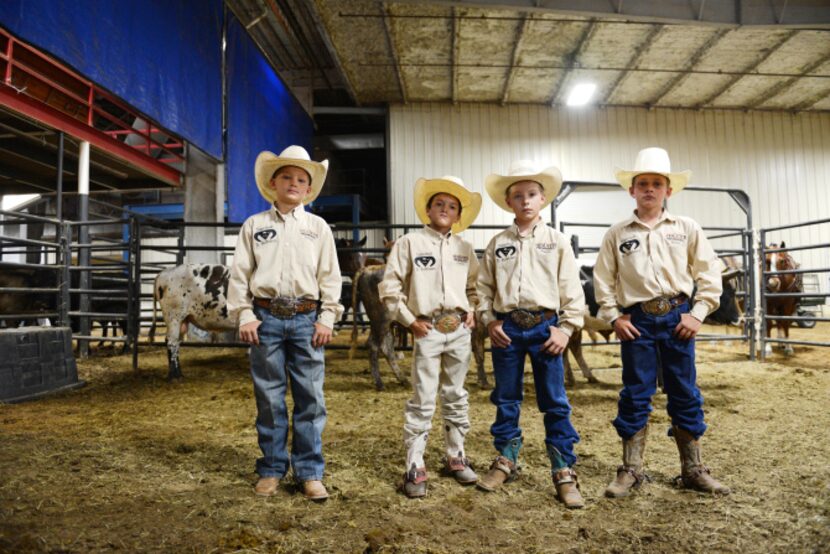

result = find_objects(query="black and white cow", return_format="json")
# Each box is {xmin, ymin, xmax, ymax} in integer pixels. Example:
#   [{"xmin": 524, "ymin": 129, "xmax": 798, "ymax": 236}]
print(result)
[{"xmin": 150, "ymin": 264, "xmax": 237, "ymax": 381}]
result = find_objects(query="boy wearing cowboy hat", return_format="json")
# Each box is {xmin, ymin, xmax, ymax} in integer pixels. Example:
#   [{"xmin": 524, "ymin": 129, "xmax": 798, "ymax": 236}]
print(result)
[
  {"xmin": 227, "ymin": 145, "xmax": 343, "ymax": 501},
  {"xmin": 475, "ymin": 160, "xmax": 586, "ymax": 509},
  {"xmin": 379, "ymin": 176, "xmax": 482, "ymax": 498},
  {"xmin": 593, "ymin": 147, "xmax": 729, "ymax": 497}
]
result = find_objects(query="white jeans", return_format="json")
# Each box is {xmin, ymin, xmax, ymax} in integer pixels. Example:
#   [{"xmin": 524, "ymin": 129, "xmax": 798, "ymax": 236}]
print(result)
[{"xmin": 403, "ymin": 323, "xmax": 472, "ymax": 470}]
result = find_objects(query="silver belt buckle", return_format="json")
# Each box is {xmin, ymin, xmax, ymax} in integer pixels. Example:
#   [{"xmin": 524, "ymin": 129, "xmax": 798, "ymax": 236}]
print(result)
[
  {"xmin": 642, "ymin": 297, "xmax": 671, "ymax": 316},
  {"xmin": 269, "ymin": 296, "xmax": 297, "ymax": 318},
  {"xmin": 434, "ymin": 312, "xmax": 462, "ymax": 333},
  {"xmin": 509, "ymin": 309, "xmax": 540, "ymax": 329}
]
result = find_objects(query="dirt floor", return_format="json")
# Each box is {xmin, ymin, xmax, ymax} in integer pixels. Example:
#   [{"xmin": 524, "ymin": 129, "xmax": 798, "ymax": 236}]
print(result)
[{"xmin": 1, "ymin": 323, "xmax": 829, "ymax": 553}]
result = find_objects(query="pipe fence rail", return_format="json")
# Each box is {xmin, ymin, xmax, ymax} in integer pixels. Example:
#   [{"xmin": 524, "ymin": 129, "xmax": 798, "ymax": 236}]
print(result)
[{"xmin": 759, "ymin": 216, "xmax": 830, "ymax": 359}]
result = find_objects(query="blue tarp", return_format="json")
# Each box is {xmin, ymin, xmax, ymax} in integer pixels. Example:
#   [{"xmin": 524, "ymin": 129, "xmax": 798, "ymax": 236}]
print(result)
[
  {"xmin": 0, "ymin": 0, "xmax": 223, "ymax": 159},
  {"xmin": 226, "ymin": 15, "xmax": 313, "ymax": 223}
]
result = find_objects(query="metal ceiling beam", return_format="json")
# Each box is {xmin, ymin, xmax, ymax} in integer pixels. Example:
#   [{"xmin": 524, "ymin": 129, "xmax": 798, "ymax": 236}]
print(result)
[
  {"xmin": 381, "ymin": 2, "xmax": 408, "ymax": 103},
  {"xmin": 697, "ymin": 30, "xmax": 797, "ymax": 107},
  {"xmin": 601, "ymin": 23, "xmax": 664, "ymax": 105},
  {"xmin": 648, "ymin": 27, "xmax": 729, "ymax": 107},
  {"xmin": 378, "ymin": 0, "xmax": 830, "ymax": 26},
  {"xmin": 793, "ymin": 85, "xmax": 830, "ymax": 111},
  {"xmin": 302, "ymin": 1, "xmax": 359, "ymax": 103},
  {"xmin": 451, "ymin": 7, "xmax": 460, "ymax": 104},
  {"xmin": 501, "ymin": 14, "xmax": 532, "ymax": 105},
  {"xmin": 549, "ymin": 19, "xmax": 597, "ymax": 105},
  {"xmin": 746, "ymin": 49, "xmax": 830, "ymax": 109},
  {"xmin": 272, "ymin": 0, "xmax": 334, "ymax": 89}
]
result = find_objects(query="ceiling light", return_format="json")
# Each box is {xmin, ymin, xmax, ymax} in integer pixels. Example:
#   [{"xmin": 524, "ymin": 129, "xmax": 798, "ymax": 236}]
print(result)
[{"xmin": 566, "ymin": 83, "xmax": 596, "ymax": 107}]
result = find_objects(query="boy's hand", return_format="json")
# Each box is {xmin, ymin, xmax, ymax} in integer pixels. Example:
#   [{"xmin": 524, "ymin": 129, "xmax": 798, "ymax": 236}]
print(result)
[
  {"xmin": 674, "ymin": 313, "xmax": 701, "ymax": 341},
  {"xmin": 410, "ymin": 319, "xmax": 432, "ymax": 339},
  {"xmin": 488, "ymin": 320, "xmax": 511, "ymax": 348},
  {"xmin": 542, "ymin": 326, "xmax": 569, "ymax": 356},
  {"xmin": 239, "ymin": 321, "xmax": 261, "ymax": 345},
  {"xmin": 613, "ymin": 314, "xmax": 641, "ymax": 341},
  {"xmin": 464, "ymin": 311, "xmax": 475, "ymax": 329},
  {"xmin": 312, "ymin": 322, "xmax": 333, "ymax": 347}
]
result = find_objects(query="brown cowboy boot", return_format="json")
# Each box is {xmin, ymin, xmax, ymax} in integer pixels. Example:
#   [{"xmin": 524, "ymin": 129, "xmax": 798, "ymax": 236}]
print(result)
[
  {"xmin": 553, "ymin": 468, "xmax": 585, "ymax": 509},
  {"xmin": 477, "ymin": 456, "xmax": 515, "ymax": 492},
  {"xmin": 673, "ymin": 426, "xmax": 730, "ymax": 495},
  {"xmin": 477, "ymin": 438, "xmax": 521, "ymax": 492},
  {"xmin": 605, "ymin": 426, "xmax": 648, "ymax": 498}
]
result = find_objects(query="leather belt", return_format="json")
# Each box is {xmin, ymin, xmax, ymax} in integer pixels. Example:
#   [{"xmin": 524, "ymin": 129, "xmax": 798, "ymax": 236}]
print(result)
[
  {"xmin": 639, "ymin": 294, "xmax": 688, "ymax": 316},
  {"xmin": 497, "ymin": 308, "xmax": 557, "ymax": 330},
  {"xmin": 417, "ymin": 311, "xmax": 466, "ymax": 333},
  {"xmin": 254, "ymin": 296, "xmax": 319, "ymax": 318}
]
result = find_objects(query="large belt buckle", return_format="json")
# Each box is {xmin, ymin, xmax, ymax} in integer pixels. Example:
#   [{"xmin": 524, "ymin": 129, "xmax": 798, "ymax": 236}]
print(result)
[
  {"xmin": 269, "ymin": 296, "xmax": 297, "ymax": 318},
  {"xmin": 642, "ymin": 297, "xmax": 671, "ymax": 316},
  {"xmin": 509, "ymin": 309, "xmax": 540, "ymax": 330},
  {"xmin": 434, "ymin": 312, "xmax": 462, "ymax": 334}
]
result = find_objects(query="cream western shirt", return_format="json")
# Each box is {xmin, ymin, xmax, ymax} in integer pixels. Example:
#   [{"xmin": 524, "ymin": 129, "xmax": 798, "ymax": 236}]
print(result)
[
  {"xmin": 227, "ymin": 204, "xmax": 343, "ymax": 329},
  {"xmin": 476, "ymin": 220, "xmax": 585, "ymax": 336},
  {"xmin": 593, "ymin": 210, "xmax": 722, "ymax": 324},
  {"xmin": 379, "ymin": 226, "xmax": 479, "ymax": 327}
]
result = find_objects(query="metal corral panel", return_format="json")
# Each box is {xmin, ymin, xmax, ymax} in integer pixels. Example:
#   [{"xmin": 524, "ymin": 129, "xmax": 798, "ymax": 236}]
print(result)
[{"xmin": 389, "ymin": 104, "xmax": 830, "ymax": 293}]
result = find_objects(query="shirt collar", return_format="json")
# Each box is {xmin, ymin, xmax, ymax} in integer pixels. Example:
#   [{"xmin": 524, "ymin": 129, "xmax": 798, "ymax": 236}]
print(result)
[
  {"xmin": 421, "ymin": 225, "xmax": 452, "ymax": 242},
  {"xmin": 627, "ymin": 209, "xmax": 675, "ymax": 229},
  {"xmin": 271, "ymin": 203, "xmax": 305, "ymax": 221},
  {"xmin": 510, "ymin": 217, "xmax": 544, "ymax": 238}
]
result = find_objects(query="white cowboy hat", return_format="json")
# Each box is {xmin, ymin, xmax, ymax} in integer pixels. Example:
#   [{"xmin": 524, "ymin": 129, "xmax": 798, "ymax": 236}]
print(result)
[
  {"xmin": 484, "ymin": 159, "xmax": 563, "ymax": 213},
  {"xmin": 414, "ymin": 175, "xmax": 482, "ymax": 233},
  {"xmin": 614, "ymin": 147, "xmax": 691, "ymax": 193},
  {"xmin": 254, "ymin": 146, "xmax": 329, "ymax": 205}
]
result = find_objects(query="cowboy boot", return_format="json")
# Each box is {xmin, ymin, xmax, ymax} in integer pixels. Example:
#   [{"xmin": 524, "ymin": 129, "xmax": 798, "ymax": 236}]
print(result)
[
  {"xmin": 403, "ymin": 464, "xmax": 428, "ymax": 498},
  {"xmin": 673, "ymin": 426, "xmax": 730, "ymax": 495},
  {"xmin": 547, "ymin": 444, "xmax": 585, "ymax": 509},
  {"xmin": 477, "ymin": 437, "xmax": 521, "ymax": 492},
  {"xmin": 605, "ymin": 426, "xmax": 648, "ymax": 498},
  {"xmin": 444, "ymin": 425, "xmax": 477, "ymax": 484}
]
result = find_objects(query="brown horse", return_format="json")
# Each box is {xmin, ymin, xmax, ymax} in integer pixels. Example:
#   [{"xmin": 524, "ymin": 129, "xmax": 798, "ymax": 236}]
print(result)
[{"xmin": 763, "ymin": 242, "xmax": 802, "ymax": 356}]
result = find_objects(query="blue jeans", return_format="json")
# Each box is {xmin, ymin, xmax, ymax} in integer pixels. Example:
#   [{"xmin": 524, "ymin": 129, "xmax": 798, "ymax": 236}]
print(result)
[
  {"xmin": 613, "ymin": 302, "xmax": 707, "ymax": 440},
  {"xmin": 490, "ymin": 314, "xmax": 580, "ymax": 467},
  {"xmin": 250, "ymin": 306, "xmax": 326, "ymax": 481}
]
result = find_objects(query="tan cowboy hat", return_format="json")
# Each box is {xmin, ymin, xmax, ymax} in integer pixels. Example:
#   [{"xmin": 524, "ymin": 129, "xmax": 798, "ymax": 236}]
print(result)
[
  {"xmin": 614, "ymin": 147, "xmax": 691, "ymax": 193},
  {"xmin": 414, "ymin": 175, "xmax": 482, "ymax": 233},
  {"xmin": 484, "ymin": 159, "xmax": 563, "ymax": 213},
  {"xmin": 254, "ymin": 146, "xmax": 329, "ymax": 205}
]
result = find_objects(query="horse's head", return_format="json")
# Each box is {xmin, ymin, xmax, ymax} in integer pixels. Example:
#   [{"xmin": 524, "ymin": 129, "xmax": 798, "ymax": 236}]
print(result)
[
  {"xmin": 764, "ymin": 242, "xmax": 798, "ymax": 292},
  {"xmin": 335, "ymin": 235, "xmax": 368, "ymax": 276}
]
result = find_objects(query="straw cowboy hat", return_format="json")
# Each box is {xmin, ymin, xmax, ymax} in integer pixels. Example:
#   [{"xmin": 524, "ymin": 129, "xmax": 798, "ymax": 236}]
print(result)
[
  {"xmin": 254, "ymin": 146, "xmax": 329, "ymax": 205},
  {"xmin": 614, "ymin": 147, "xmax": 691, "ymax": 193},
  {"xmin": 484, "ymin": 159, "xmax": 563, "ymax": 213},
  {"xmin": 414, "ymin": 175, "xmax": 482, "ymax": 233}
]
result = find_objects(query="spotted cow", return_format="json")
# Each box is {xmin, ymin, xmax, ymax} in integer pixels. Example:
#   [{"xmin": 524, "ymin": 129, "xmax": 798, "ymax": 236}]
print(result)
[{"xmin": 150, "ymin": 264, "xmax": 237, "ymax": 380}]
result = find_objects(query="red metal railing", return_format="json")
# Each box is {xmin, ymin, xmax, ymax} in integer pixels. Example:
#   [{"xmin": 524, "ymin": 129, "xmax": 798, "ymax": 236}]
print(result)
[{"xmin": 0, "ymin": 27, "xmax": 185, "ymax": 173}]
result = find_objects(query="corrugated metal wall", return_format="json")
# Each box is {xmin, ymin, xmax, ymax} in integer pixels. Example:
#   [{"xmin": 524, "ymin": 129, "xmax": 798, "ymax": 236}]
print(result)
[{"xmin": 389, "ymin": 103, "xmax": 830, "ymax": 293}]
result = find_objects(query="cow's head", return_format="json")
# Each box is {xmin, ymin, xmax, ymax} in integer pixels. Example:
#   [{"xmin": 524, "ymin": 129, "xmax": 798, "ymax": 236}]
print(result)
[{"xmin": 707, "ymin": 266, "xmax": 745, "ymax": 326}]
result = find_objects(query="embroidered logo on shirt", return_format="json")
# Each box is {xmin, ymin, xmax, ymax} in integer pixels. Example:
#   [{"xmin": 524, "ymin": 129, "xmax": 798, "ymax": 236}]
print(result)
[
  {"xmin": 254, "ymin": 228, "xmax": 277, "ymax": 244},
  {"xmin": 665, "ymin": 232, "xmax": 687, "ymax": 244},
  {"xmin": 619, "ymin": 238, "xmax": 641, "ymax": 255},
  {"xmin": 495, "ymin": 245, "xmax": 517, "ymax": 260},
  {"xmin": 300, "ymin": 229, "xmax": 319, "ymax": 241},
  {"xmin": 453, "ymin": 254, "xmax": 469, "ymax": 263},
  {"xmin": 414, "ymin": 255, "xmax": 437, "ymax": 268},
  {"xmin": 536, "ymin": 242, "xmax": 555, "ymax": 253}
]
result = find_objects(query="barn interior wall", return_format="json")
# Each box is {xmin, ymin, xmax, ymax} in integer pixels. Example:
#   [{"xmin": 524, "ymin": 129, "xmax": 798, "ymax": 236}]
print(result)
[{"xmin": 389, "ymin": 103, "xmax": 830, "ymax": 296}]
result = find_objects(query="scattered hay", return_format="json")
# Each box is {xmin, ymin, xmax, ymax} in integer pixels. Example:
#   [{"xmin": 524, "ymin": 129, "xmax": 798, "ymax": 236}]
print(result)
[{"xmin": 0, "ymin": 325, "xmax": 828, "ymax": 552}]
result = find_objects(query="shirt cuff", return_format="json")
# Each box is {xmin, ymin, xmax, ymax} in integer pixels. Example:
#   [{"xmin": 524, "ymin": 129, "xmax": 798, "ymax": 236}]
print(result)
[
  {"xmin": 690, "ymin": 303, "xmax": 709, "ymax": 323},
  {"xmin": 479, "ymin": 310, "xmax": 496, "ymax": 328},
  {"xmin": 558, "ymin": 323, "xmax": 574, "ymax": 337},
  {"xmin": 598, "ymin": 306, "xmax": 621, "ymax": 326},
  {"xmin": 318, "ymin": 311, "xmax": 336, "ymax": 329},
  {"xmin": 237, "ymin": 308, "xmax": 257, "ymax": 327}
]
